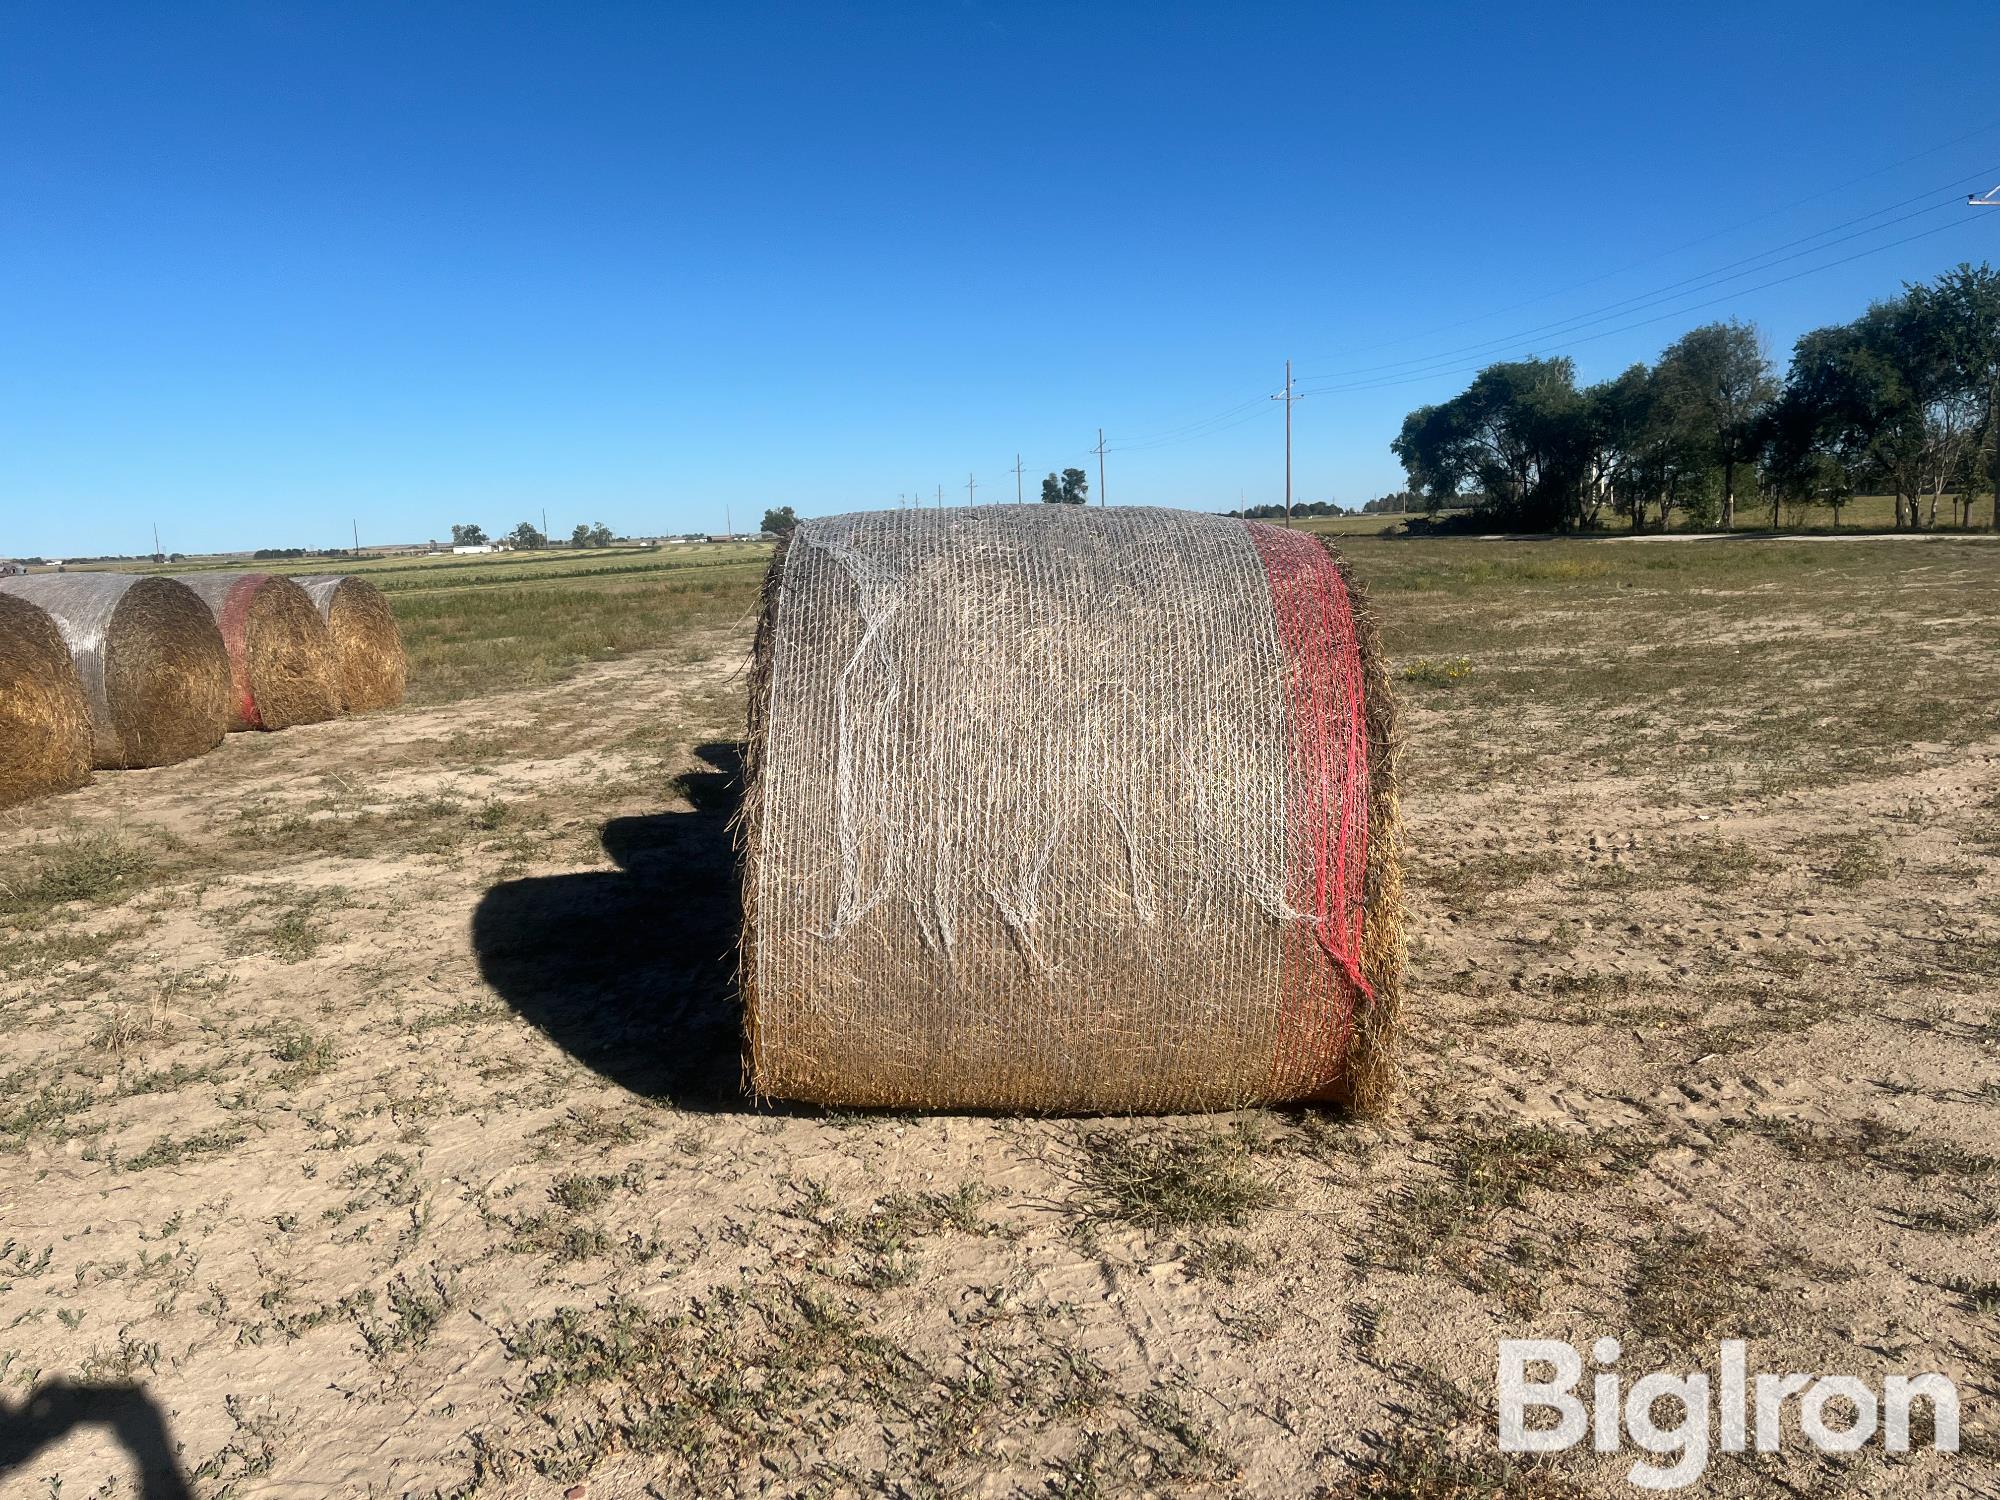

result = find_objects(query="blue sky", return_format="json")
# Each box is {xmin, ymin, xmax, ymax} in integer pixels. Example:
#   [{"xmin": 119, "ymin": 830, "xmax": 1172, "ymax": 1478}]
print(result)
[{"xmin": 5, "ymin": 1, "xmax": 1999, "ymax": 556}]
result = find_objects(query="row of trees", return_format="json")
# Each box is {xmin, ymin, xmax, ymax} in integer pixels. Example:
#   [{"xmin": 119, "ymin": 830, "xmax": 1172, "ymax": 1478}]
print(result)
[
  {"xmin": 1391, "ymin": 262, "xmax": 2000, "ymax": 533},
  {"xmin": 449, "ymin": 521, "xmax": 619, "ymax": 549},
  {"xmin": 1224, "ymin": 499, "xmax": 1353, "ymax": 519},
  {"xmin": 1042, "ymin": 468, "xmax": 1090, "ymax": 504},
  {"xmin": 251, "ymin": 546, "xmax": 349, "ymax": 560},
  {"xmin": 1360, "ymin": 491, "xmax": 1420, "ymax": 514}
]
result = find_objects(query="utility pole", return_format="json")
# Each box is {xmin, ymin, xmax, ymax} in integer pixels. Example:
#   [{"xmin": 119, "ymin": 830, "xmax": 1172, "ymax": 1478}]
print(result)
[
  {"xmin": 352, "ymin": 519, "xmax": 359, "ymax": 553},
  {"xmin": 936, "ymin": 484, "xmax": 943, "ymax": 510},
  {"xmin": 1013, "ymin": 453, "xmax": 1024, "ymax": 504},
  {"xmin": 1270, "ymin": 359, "xmax": 1303, "ymax": 526},
  {"xmin": 152, "ymin": 523, "xmax": 160, "ymax": 561},
  {"xmin": 725, "ymin": 503, "xmax": 733, "ymax": 539},
  {"xmin": 541, "ymin": 508, "xmax": 549, "ymax": 547},
  {"xmin": 966, "ymin": 472, "xmax": 977, "ymax": 507},
  {"xmin": 1092, "ymin": 429, "xmax": 1107, "ymax": 506}
]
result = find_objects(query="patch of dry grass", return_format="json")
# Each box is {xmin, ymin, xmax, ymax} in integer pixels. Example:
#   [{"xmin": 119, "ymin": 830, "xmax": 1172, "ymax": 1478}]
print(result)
[
  {"xmin": 392, "ymin": 564, "xmax": 763, "ymax": 705},
  {"xmin": 1625, "ymin": 1229, "xmax": 1779, "ymax": 1348},
  {"xmin": 0, "ymin": 831, "xmax": 153, "ymax": 919},
  {"xmin": 1071, "ymin": 1128, "xmax": 1279, "ymax": 1232},
  {"xmin": 1367, "ymin": 1126, "xmax": 1652, "ymax": 1272},
  {"xmin": 1323, "ymin": 1425, "xmax": 1589, "ymax": 1499}
]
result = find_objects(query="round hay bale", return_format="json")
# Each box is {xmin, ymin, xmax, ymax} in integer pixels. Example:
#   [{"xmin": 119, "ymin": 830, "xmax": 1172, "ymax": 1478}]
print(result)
[
  {"xmin": 0, "ymin": 573, "xmax": 231, "ymax": 768},
  {"xmin": 741, "ymin": 505, "xmax": 1404, "ymax": 1115},
  {"xmin": 0, "ymin": 593, "xmax": 93, "ymax": 807},
  {"xmin": 292, "ymin": 575, "xmax": 407, "ymax": 712},
  {"xmin": 177, "ymin": 573, "xmax": 341, "ymax": 731}
]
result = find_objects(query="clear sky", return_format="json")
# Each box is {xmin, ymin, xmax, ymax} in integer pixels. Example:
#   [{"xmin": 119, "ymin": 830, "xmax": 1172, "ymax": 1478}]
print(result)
[{"xmin": 5, "ymin": 1, "xmax": 2000, "ymax": 556}]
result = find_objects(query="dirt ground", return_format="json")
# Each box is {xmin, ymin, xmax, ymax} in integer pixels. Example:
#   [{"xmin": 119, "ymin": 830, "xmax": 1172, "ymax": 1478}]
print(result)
[{"xmin": 2, "ymin": 540, "xmax": 1996, "ymax": 1498}]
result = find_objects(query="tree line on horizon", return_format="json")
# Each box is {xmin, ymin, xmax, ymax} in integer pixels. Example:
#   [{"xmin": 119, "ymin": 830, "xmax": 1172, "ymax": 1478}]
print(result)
[
  {"xmin": 444, "ymin": 514, "xmax": 804, "ymax": 546},
  {"xmin": 449, "ymin": 520, "xmax": 618, "ymax": 549},
  {"xmin": 1223, "ymin": 499, "xmax": 1357, "ymax": 520},
  {"xmin": 1391, "ymin": 262, "xmax": 2000, "ymax": 533}
]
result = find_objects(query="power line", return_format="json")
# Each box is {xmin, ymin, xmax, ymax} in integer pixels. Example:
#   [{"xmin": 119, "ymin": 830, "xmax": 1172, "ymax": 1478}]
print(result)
[
  {"xmin": 1103, "ymin": 203, "xmax": 1991, "ymax": 461},
  {"xmin": 1111, "ymin": 393, "xmax": 1271, "ymax": 447},
  {"xmin": 937, "ymin": 140, "xmax": 2000, "ymax": 492},
  {"xmin": 1105, "ymin": 159, "xmax": 2000, "ymax": 456},
  {"xmin": 1108, "ymin": 400, "xmax": 1275, "ymax": 454},
  {"xmin": 1302, "ymin": 212, "xmax": 1991, "ymax": 397},
  {"xmin": 1307, "ymin": 119, "xmax": 2000, "ymax": 362},
  {"xmin": 1298, "ymin": 179, "xmax": 1986, "ymax": 387}
]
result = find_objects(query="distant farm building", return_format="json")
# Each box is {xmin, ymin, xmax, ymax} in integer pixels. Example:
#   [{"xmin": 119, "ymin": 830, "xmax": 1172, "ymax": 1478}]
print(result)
[{"xmin": 452, "ymin": 543, "xmax": 497, "ymax": 556}]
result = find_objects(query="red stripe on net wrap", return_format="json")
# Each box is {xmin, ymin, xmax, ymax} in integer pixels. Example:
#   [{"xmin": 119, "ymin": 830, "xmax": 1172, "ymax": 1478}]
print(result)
[
  {"xmin": 217, "ymin": 576, "xmax": 265, "ymax": 731},
  {"xmin": 1246, "ymin": 524, "xmax": 1371, "ymax": 1098}
]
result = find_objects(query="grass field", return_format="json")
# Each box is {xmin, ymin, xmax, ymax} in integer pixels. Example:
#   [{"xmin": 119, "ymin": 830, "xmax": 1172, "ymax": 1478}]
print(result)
[
  {"xmin": 73, "ymin": 539, "xmax": 774, "ymax": 586},
  {"xmin": 35, "ymin": 489, "xmax": 1998, "ymax": 587},
  {"xmin": 1, "ymin": 531, "xmax": 1996, "ymax": 1495},
  {"xmin": 390, "ymin": 555, "xmax": 768, "ymax": 705},
  {"xmin": 1308, "ymin": 491, "xmax": 1997, "ymax": 535}
]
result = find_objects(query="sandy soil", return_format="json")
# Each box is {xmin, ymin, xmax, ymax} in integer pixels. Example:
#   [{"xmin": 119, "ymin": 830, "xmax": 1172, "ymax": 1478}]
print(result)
[{"xmin": 2, "ymin": 566, "xmax": 1996, "ymax": 1497}]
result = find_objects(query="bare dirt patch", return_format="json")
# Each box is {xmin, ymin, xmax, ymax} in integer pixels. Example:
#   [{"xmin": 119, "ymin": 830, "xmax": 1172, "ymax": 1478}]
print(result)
[{"xmin": 3, "ymin": 542, "xmax": 1995, "ymax": 1496}]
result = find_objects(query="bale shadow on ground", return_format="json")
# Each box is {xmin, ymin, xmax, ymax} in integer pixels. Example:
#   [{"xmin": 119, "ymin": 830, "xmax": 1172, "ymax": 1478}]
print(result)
[
  {"xmin": 472, "ymin": 741, "xmax": 744, "ymax": 1109},
  {"xmin": 0, "ymin": 1381, "xmax": 192, "ymax": 1499}
]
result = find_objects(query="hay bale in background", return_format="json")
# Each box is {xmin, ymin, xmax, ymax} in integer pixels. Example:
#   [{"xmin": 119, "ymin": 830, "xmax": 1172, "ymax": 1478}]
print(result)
[
  {"xmin": 0, "ymin": 574, "xmax": 230, "ymax": 768},
  {"xmin": 0, "ymin": 593, "xmax": 93, "ymax": 808},
  {"xmin": 741, "ymin": 505, "xmax": 1403, "ymax": 1115},
  {"xmin": 292, "ymin": 575, "xmax": 407, "ymax": 712},
  {"xmin": 178, "ymin": 573, "xmax": 341, "ymax": 731}
]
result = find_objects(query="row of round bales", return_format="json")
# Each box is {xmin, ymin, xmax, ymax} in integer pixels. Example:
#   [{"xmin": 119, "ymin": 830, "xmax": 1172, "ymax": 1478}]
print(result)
[{"xmin": 0, "ymin": 571, "xmax": 405, "ymax": 809}]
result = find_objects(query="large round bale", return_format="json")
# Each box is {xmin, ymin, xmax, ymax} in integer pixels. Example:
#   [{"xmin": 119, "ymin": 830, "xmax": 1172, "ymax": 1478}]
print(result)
[
  {"xmin": 292, "ymin": 575, "xmax": 407, "ymax": 712},
  {"xmin": 741, "ymin": 505, "xmax": 1403, "ymax": 1115},
  {"xmin": 178, "ymin": 573, "xmax": 341, "ymax": 731},
  {"xmin": 0, "ymin": 593, "xmax": 93, "ymax": 807},
  {"xmin": 0, "ymin": 573, "xmax": 231, "ymax": 768}
]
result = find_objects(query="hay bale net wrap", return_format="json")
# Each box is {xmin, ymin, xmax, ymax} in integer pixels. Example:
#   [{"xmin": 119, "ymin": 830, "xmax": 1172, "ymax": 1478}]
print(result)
[
  {"xmin": 0, "ymin": 574, "xmax": 230, "ymax": 768},
  {"xmin": 0, "ymin": 592, "xmax": 92, "ymax": 807},
  {"xmin": 178, "ymin": 573, "xmax": 342, "ymax": 731},
  {"xmin": 292, "ymin": 575, "xmax": 407, "ymax": 712},
  {"xmin": 741, "ymin": 504, "xmax": 1403, "ymax": 1114}
]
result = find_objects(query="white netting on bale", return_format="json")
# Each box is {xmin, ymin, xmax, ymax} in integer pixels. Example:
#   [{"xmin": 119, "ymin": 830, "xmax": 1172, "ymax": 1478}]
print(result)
[
  {"xmin": 740, "ymin": 505, "xmax": 1402, "ymax": 1114},
  {"xmin": 178, "ymin": 573, "xmax": 341, "ymax": 731},
  {"xmin": 293, "ymin": 575, "xmax": 407, "ymax": 712},
  {"xmin": 0, "ymin": 573, "xmax": 229, "ymax": 768}
]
